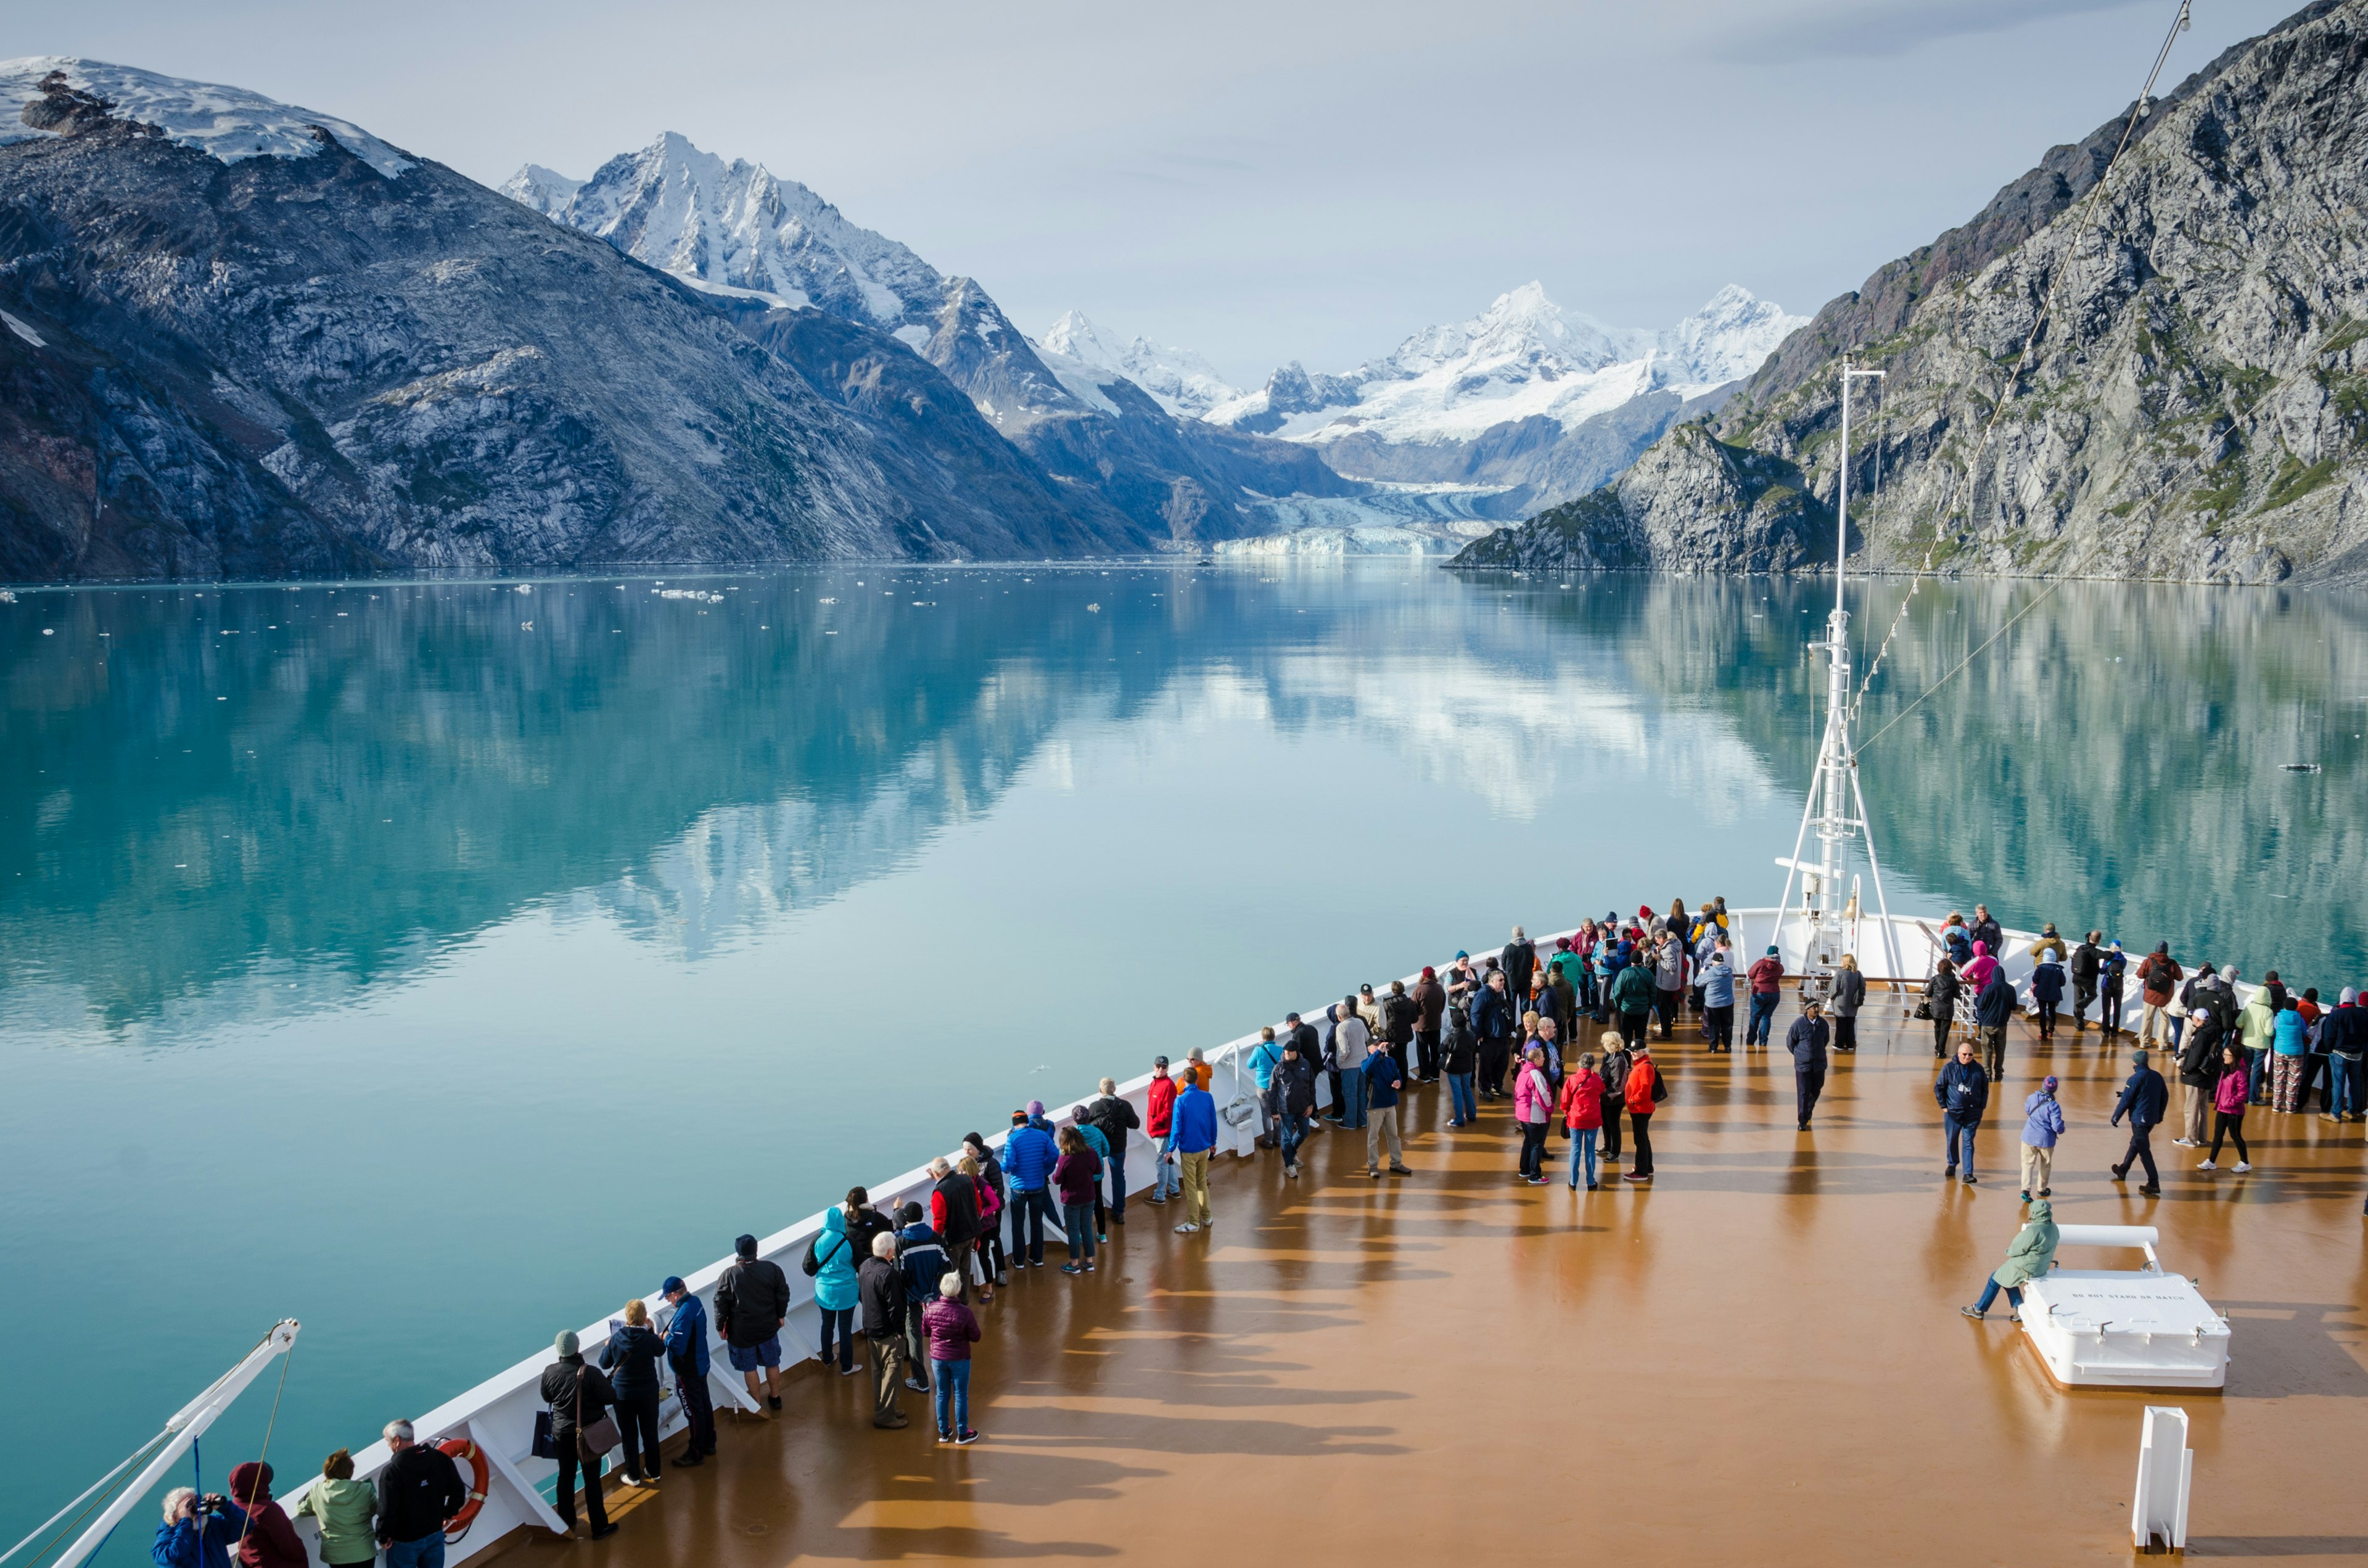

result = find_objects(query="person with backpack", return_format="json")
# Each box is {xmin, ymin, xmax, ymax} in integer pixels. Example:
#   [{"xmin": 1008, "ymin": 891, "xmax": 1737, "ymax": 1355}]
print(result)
[
  {"xmin": 538, "ymin": 1334, "xmax": 619, "ymax": 1539},
  {"xmin": 895, "ymin": 1202, "xmax": 948, "ymax": 1392},
  {"xmin": 1083, "ymin": 1078, "xmax": 1140, "ymax": 1216},
  {"xmin": 1785, "ymin": 998, "xmax": 1830, "ymax": 1131},
  {"xmin": 1622, "ymin": 1041, "xmax": 1663, "ymax": 1182},
  {"xmin": 659, "ymin": 1276, "xmax": 715, "ymax": 1465},
  {"xmin": 1002, "ymin": 1106, "xmax": 1060, "ymax": 1266},
  {"xmin": 1442, "ymin": 999, "xmax": 1479, "ymax": 1128},
  {"xmin": 1053, "ymin": 1126, "xmax": 1104, "ymax": 1274},
  {"xmin": 1410, "ymin": 966, "xmax": 1447, "ymax": 1083},
  {"xmin": 804, "ymin": 1205, "xmax": 863, "ymax": 1377},
  {"xmin": 2198, "ymin": 1042, "xmax": 2255, "ymax": 1173},
  {"xmin": 2069, "ymin": 932, "xmax": 2103, "ymax": 1033},
  {"xmin": 928, "ymin": 1154, "xmax": 984, "ymax": 1290},
  {"xmin": 1745, "ymin": 946, "xmax": 1785, "ymax": 1049},
  {"xmin": 714, "ymin": 1234, "xmax": 789, "ymax": 1413},
  {"xmin": 1923, "ymin": 958, "xmax": 1960, "ymax": 1059},
  {"xmin": 1246, "ymin": 1032, "xmax": 1283, "ymax": 1149},
  {"xmin": 2137, "ymin": 944, "xmax": 2182, "ymax": 1048},
  {"xmin": 1264, "ymin": 1036, "xmax": 1319, "ymax": 1178},
  {"xmin": 1559, "ymin": 1051, "xmax": 1606, "ymax": 1191},
  {"xmin": 1934, "ymin": 1038, "xmax": 1989, "ymax": 1185},
  {"xmin": 2018, "ymin": 1076, "xmax": 2065, "ymax": 1202},
  {"xmin": 2096, "ymin": 940, "xmax": 2128, "ymax": 1036},
  {"xmin": 2110, "ymin": 1048, "xmax": 2169, "ymax": 1194},
  {"xmin": 1610, "ymin": 956, "xmax": 1656, "ymax": 1056},
  {"xmin": 1145, "ymin": 1059, "xmax": 1181, "ymax": 1204},
  {"xmin": 599, "ymin": 1299, "xmax": 671, "ymax": 1485},
  {"xmin": 857, "ymin": 1233, "xmax": 908, "ymax": 1429}
]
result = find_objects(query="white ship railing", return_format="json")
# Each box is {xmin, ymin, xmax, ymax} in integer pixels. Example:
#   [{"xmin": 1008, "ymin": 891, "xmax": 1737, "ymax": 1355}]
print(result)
[{"xmin": 263, "ymin": 903, "xmax": 2226, "ymax": 1564}]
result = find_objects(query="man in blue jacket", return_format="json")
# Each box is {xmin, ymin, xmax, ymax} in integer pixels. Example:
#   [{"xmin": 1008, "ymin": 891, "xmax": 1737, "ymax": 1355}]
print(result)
[
  {"xmin": 1934, "ymin": 1038, "xmax": 1990, "ymax": 1185},
  {"xmin": 1973, "ymin": 967, "xmax": 2018, "ymax": 1083},
  {"xmin": 1171, "ymin": 1073, "xmax": 1219, "ymax": 1234},
  {"xmin": 1002, "ymin": 1106, "xmax": 1061, "ymax": 1268},
  {"xmin": 2110, "ymin": 1047, "xmax": 2168, "ymax": 1196},
  {"xmin": 660, "ymin": 1276, "xmax": 716, "ymax": 1463},
  {"xmin": 1785, "ymin": 998, "xmax": 1830, "ymax": 1131}
]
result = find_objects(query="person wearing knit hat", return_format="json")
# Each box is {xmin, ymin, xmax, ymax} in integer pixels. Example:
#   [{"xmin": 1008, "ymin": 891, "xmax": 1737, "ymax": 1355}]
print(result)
[
  {"xmin": 1411, "ymin": 964, "xmax": 1445, "ymax": 1081},
  {"xmin": 2110, "ymin": 1047, "xmax": 2168, "ymax": 1195},
  {"xmin": 1745, "ymin": 943, "xmax": 1785, "ymax": 1049},
  {"xmin": 2018, "ymin": 1075, "xmax": 2065, "ymax": 1201},
  {"xmin": 539, "ymin": 1329, "xmax": 619, "ymax": 1538},
  {"xmin": 716, "ymin": 1234, "xmax": 791, "ymax": 1413}
]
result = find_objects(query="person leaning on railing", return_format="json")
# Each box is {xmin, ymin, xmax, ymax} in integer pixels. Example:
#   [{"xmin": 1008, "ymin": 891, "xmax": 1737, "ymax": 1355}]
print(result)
[
  {"xmin": 538, "ymin": 1334, "xmax": 618, "ymax": 1541},
  {"xmin": 373, "ymin": 1422, "xmax": 466, "ymax": 1568},
  {"xmin": 291, "ymin": 1448, "xmax": 376, "ymax": 1568},
  {"xmin": 600, "ymin": 1299, "xmax": 669, "ymax": 1487},
  {"xmin": 659, "ymin": 1276, "xmax": 716, "ymax": 1466}
]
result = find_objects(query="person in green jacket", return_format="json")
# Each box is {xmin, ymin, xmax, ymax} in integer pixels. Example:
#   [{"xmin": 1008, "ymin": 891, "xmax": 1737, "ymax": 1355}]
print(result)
[
  {"xmin": 292, "ymin": 1448, "xmax": 379, "ymax": 1568},
  {"xmin": 1960, "ymin": 1199, "xmax": 2059, "ymax": 1320}
]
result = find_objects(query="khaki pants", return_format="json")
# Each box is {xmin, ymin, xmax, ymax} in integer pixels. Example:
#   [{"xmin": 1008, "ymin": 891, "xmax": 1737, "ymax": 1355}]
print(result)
[
  {"xmin": 1179, "ymin": 1150, "xmax": 1212, "ymax": 1226},
  {"xmin": 1365, "ymin": 1106, "xmax": 1403, "ymax": 1171},
  {"xmin": 2182, "ymin": 1082, "xmax": 2209, "ymax": 1143},
  {"xmin": 1976, "ymin": 1024, "xmax": 2005, "ymax": 1083},
  {"xmin": 868, "ymin": 1334, "xmax": 905, "ymax": 1426},
  {"xmin": 2139, "ymin": 1002, "xmax": 2170, "ymax": 1045},
  {"xmin": 2018, "ymin": 1142, "xmax": 2053, "ymax": 1195}
]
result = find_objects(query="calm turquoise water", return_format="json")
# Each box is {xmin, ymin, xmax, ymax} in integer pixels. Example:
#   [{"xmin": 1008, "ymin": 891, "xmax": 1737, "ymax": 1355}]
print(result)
[{"xmin": 3, "ymin": 564, "xmax": 2362, "ymax": 1554}]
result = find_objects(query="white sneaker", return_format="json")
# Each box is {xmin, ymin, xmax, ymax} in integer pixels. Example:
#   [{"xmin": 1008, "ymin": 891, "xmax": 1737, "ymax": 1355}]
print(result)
[
  {"xmin": 2171, "ymin": 1138, "xmax": 2197, "ymax": 1148},
  {"xmin": 2234, "ymin": 1161, "xmax": 2251, "ymax": 1172},
  {"xmin": 1174, "ymin": 1222, "xmax": 1200, "ymax": 1234},
  {"xmin": 2196, "ymin": 1159, "xmax": 2216, "ymax": 1170}
]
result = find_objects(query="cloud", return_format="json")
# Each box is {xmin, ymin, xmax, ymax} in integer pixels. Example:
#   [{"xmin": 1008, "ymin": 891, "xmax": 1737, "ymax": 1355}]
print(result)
[{"xmin": 1700, "ymin": 0, "xmax": 2153, "ymax": 63}]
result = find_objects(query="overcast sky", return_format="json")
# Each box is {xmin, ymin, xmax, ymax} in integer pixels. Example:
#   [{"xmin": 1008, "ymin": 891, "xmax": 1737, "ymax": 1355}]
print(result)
[{"xmin": 11, "ymin": 0, "xmax": 2300, "ymax": 383}]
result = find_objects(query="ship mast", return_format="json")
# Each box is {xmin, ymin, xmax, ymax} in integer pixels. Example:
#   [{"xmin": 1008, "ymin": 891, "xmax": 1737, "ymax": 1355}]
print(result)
[{"xmin": 1775, "ymin": 356, "xmax": 1901, "ymax": 983}]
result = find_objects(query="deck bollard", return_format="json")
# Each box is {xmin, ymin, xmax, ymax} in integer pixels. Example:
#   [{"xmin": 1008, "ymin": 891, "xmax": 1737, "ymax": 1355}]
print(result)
[{"xmin": 2130, "ymin": 1405, "xmax": 2192, "ymax": 1554}]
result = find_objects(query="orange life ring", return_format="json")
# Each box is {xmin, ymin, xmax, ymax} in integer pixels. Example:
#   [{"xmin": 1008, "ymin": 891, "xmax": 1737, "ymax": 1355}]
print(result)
[{"xmin": 435, "ymin": 1437, "xmax": 491, "ymax": 1539}]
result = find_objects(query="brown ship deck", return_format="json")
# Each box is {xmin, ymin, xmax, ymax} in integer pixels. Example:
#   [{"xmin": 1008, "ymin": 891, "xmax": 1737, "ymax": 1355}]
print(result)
[{"xmin": 527, "ymin": 993, "xmax": 2368, "ymax": 1565}]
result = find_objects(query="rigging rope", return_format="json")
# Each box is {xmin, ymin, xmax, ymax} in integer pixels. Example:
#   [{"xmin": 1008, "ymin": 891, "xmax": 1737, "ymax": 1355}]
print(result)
[
  {"xmin": 1846, "ymin": 0, "xmax": 2194, "ymax": 739},
  {"xmin": 229, "ymin": 1336, "xmax": 297, "ymax": 1566}
]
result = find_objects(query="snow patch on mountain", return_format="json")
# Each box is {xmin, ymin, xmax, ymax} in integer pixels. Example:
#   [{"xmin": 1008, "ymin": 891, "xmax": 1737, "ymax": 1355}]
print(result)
[
  {"xmin": 0, "ymin": 56, "xmax": 413, "ymax": 178},
  {"xmin": 1036, "ymin": 310, "xmax": 1244, "ymax": 419},
  {"xmin": 1207, "ymin": 282, "xmax": 1803, "ymax": 448},
  {"xmin": 502, "ymin": 133, "xmax": 940, "ymax": 324}
]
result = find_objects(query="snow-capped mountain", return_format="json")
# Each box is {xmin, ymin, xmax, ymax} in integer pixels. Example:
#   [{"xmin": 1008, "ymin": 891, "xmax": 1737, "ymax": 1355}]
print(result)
[
  {"xmin": 0, "ymin": 55, "xmax": 413, "ymax": 177},
  {"xmin": 1037, "ymin": 310, "xmax": 1244, "ymax": 419},
  {"xmin": 1208, "ymin": 282, "xmax": 1801, "ymax": 446},
  {"xmin": 501, "ymin": 132, "xmax": 942, "ymax": 322}
]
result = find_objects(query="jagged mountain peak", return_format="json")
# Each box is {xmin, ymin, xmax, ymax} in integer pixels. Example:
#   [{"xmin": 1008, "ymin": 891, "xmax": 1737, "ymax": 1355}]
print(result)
[
  {"xmin": 1035, "ymin": 309, "xmax": 1243, "ymax": 419},
  {"xmin": 0, "ymin": 55, "xmax": 413, "ymax": 178}
]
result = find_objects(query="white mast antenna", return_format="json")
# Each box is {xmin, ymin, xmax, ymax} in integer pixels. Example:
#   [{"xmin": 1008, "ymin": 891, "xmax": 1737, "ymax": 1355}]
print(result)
[{"xmin": 1775, "ymin": 356, "xmax": 1901, "ymax": 983}]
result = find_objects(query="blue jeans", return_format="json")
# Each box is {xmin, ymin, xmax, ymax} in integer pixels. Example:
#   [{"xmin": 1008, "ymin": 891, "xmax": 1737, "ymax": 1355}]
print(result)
[
  {"xmin": 1106, "ymin": 1147, "xmax": 1127, "ymax": 1217},
  {"xmin": 1447, "ymin": 1073, "xmax": 1476, "ymax": 1124},
  {"xmin": 931, "ymin": 1358, "xmax": 971, "ymax": 1435},
  {"xmin": 1278, "ymin": 1109, "xmax": 1308, "ymax": 1167},
  {"xmin": 1746, "ymin": 993, "xmax": 1779, "ymax": 1046},
  {"xmin": 1061, "ymin": 1201, "xmax": 1095, "ymax": 1263},
  {"xmin": 387, "ymin": 1536, "xmax": 445, "ymax": 1568},
  {"xmin": 1153, "ymin": 1131, "xmax": 1180, "ymax": 1198},
  {"xmin": 1013, "ymin": 1186, "xmax": 1059, "ymax": 1263},
  {"xmin": 1568, "ymin": 1127, "xmax": 1598, "ymax": 1187},
  {"xmin": 1971, "ymin": 1278, "xmax": 2024, "ymax": 1313},
  {"xmin": 1946, "ymin": 1114, "xmax": 1978, "ymax": 1172},
  {"xmin": 1340, "ymin": 1065, "xmax": 1367, "ymax": 1129},
  {"xmin": 2332, "ymin": 1056, "xmax": 2361, "ymax": 1118}
]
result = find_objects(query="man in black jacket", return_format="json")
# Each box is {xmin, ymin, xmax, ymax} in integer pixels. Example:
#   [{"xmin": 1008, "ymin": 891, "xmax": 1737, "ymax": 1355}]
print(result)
[
  {"xmin": 376, "ymin": 1419, "xmax": 467, "ymax": 1561},
  {"xmin": 713, "ymin": 1234, "xmax": 790, "ymax": 1413},
  {"xmin": 1501, "ymin": 926, "xmax": 1537, "ymax": 1012},
  {"xmin": 2175, "ymin": 1004, "xmax": 2226, "ymax": 1148},
  {"xmin": 2110, "ymin": 1048, "xmax": 2169, "ymax": 1196},
  {"xmin": 1262, "ymin": 1040, "xmax": 1319, "ymax": 1178},
  {"xmin": 1084, "ymin": 1078, "xmax": 1141, "ymax": 1220},
  {"xmin": 2070, "ymin": 933, "xmax": 2102, "ymax": 1032},
  {"xmin": 1972, "ymin": 968, "xmax": 2016, "ymax": 1083},
  {"xmin": 857, "ymin": 1233, "xmax": 908, "ymax": 1429},
  {"xmin": 538, "ymin": 1333, "xmax": 619, "ymax": 1539},
  {"xmin": 1934, "ymin": 1039, "xmax": 1989, "ymax": 1185},
  {"xmin": 1785, "ymin": 999, "xmax": 1830, "ymax": 1131},
  {"xmin": 1971, "ymin": 905, "xmax": 2004, "ymax": 956}
]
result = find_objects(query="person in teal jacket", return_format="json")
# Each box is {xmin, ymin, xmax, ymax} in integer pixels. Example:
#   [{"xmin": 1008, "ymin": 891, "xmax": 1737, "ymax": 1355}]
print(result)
[
  {"xmin": 2271, "ymin": 996, "xmax": 2312, "ymax": 1111},
  {"xmin": 808, "ymin": 1205, "xmax": 863, "ymax": 1375}
]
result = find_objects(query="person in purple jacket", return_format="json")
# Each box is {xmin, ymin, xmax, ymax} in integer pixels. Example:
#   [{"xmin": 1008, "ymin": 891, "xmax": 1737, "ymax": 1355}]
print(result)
[{"xmin": 920, "ymin": 1274, "xmax": 982, "ymax": 1445}]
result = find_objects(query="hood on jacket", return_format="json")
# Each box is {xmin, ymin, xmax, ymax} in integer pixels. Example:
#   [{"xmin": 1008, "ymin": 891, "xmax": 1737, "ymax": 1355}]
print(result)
[
  {"xmin": 823, "ymin": 1207, "xmax": 848, "ymax": 1238},
  {"xmin": 2026, "ymin": 1199, "xmax": 2054, "ymax": 1223},
  {"xmin": 229, "ymin": 1461, "xmax": 273, "ymax": 1506},
  {"xmin": 1973, "ymin": 941, "xmax": 1990, "ymax": 958}
]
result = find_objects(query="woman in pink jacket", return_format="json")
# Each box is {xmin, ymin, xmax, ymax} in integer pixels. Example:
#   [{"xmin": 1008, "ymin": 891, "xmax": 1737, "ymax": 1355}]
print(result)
[{"xmin": 1513, "ymin": 1045, "xmax": 1556, "ymax": 1186}]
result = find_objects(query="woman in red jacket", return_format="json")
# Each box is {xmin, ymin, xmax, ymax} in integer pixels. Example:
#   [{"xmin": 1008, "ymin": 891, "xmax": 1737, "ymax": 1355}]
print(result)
[
  {"xmin": 226, "ymin": 1462, "xmax": 306, "ymax": 1568},
  {"xmin": 1558, "ymin": 1053, "xmax": 1606, "ymax": 1191},
  {"xmin": 1624, "ymin": 1043, "xmax": 1663, "ymax": 1182}
]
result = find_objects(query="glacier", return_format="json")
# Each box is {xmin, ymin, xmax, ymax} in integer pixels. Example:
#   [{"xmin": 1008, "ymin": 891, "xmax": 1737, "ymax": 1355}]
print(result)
[{"xmin": 0, "ymin": 55, "xmax": 414, "ymax": 178}]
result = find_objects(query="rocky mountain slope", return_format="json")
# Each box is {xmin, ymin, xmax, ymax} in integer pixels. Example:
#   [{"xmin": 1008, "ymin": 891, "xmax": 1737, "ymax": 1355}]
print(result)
[
  {"xmin": 508, "ymin": 134, "xmax": 1359, "ymax": 544},
  {"xmin": 0, "ymin": 59, "xmax": 1141, "ymax": 579},
  {"xmin": 1455, "ymin": 0, "xmax": 2368, "ymax": 582},
  {"xmin": 1208, "ymin": 282, "xmax": 1803, "ymax": 517}
]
